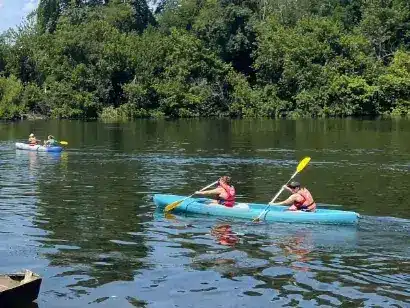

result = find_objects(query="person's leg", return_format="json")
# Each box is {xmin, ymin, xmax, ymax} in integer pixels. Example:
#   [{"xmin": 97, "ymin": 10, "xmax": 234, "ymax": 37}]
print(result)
[{"xmin": 197, "ymin": 199, "xmax": 219, "ymax": 205}]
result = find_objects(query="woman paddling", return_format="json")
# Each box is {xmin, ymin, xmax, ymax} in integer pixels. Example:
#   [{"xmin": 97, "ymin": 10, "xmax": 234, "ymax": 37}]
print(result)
[
  {"xmin": 194, "ymin": 176, "xmax": 236, "ymax": 207},
  {"xmin": 270, "ymin": 181, "xmax": 316, "ymax": 212}
]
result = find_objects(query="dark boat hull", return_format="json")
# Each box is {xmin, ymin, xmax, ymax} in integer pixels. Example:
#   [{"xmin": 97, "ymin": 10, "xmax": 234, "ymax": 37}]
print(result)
[{"xmin": 0, "ymin": 270, "xmax": 42, "ymax": 307}]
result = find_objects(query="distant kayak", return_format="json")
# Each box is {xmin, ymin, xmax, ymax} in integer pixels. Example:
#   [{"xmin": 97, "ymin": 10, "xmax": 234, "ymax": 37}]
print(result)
[
  {"xmin": 153, "ymin": 194, "xmax": 360, "ymax": 225},
  {"xmin": 15, "ymin": 142, "xmax": 63, "ymax": 152}
]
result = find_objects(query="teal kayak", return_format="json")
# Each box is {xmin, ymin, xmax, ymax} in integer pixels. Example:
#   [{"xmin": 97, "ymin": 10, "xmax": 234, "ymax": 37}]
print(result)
[{"xmin": 153, "ymin": 194, "xmax": 360, "ymax": 225}]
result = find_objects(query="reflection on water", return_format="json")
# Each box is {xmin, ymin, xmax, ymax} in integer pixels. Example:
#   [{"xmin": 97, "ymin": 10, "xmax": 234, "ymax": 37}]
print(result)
[
  {"xmin": 210, "ymin": 223, "xmax": 240, "ymax": 247},
  {"xmin": 0, "ymin": 119, "xmax": 409, "ymax": 307},
  {"xmin": 279, "ymin": 230, "xmax": 313, "ymax": 268}
]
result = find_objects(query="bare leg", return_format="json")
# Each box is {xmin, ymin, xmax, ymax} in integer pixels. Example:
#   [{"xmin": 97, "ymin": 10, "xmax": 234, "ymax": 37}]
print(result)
[{"xmin": 287, "ymin": 205, "xmax": 298, "ymax": 211}]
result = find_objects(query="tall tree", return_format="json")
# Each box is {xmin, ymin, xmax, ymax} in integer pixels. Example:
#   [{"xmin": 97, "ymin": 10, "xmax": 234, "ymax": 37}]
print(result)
[{"xmin": 37, "ymin": 0, "xmax": 155, "ymax": 33}]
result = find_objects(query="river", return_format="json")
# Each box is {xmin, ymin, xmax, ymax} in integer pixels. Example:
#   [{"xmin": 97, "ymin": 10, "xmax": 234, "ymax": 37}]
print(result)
[{"xmin": 0, "ymin": 119, "xmax": 409, "ymax": 307}]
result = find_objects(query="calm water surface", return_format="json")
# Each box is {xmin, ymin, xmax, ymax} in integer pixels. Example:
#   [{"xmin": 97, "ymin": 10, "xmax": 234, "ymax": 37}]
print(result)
[{"xmin": 0, "ymin": 119, "xmax": 409, "ymax": 307}]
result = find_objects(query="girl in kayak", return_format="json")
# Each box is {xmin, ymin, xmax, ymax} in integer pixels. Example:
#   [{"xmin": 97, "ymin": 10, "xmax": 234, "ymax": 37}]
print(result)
[
  {"xmin": 271, "ymin": 181, "xmax": 316, "ymax": 212},
  {"xmin": 44, "ymin": 135, "xmax": 58, "ymax": 147},
  {"xmin": 194, "ymin": 176, "xmax": 236, "ymax": 207}
]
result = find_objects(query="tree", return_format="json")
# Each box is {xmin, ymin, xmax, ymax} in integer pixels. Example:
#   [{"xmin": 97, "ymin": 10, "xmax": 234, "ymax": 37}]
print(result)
[
  {"xmin": 378, "ymin": 49, "xmax": 410, "ymax": 115},
  {"xmin": 0, "ymin": 75, "xmax": 24, "ymax": 119}
]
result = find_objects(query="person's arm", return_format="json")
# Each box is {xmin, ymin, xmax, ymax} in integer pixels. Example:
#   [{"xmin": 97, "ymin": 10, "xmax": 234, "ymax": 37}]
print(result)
[
  {"xmin": 282, "ymin": 185, "xmax": 293, "ymax": 193},
  {"xmin": 195, "ymin": 187, "xmax": 222, "ymax": 196},
  {"xmin": 271, "ymin": 194, "xmax": 305, "ymax": 208},
  {"xmin": 274, "ymin": 194, "xmax": 298, "ymax": 206},
  {"xmin": 268, "ymin": 185, "xmax": 291, "ymax": 205}
]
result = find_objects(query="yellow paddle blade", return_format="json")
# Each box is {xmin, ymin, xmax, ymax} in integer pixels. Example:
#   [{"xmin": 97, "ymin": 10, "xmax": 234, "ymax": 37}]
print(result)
[
  {"xmin": 296, "ymin": 156, "xmax": 311, "ymax": 173},
  {"xmin": 60, "ymin": 141, "xmax": 68, "ymax": 145},
  {"xmin": 164, "ymin": 213, "xmax": 176, "ymax": 220},
  {"xmin": 164, "ymin": 200, "xmax": 183, "ymax": 212}
]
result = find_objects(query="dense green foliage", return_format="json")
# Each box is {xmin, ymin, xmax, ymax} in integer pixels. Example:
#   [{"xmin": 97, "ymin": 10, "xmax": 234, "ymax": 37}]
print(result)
[{"xmin": 0, "ymin": 0, "xmax": 409, "ymax": 120}]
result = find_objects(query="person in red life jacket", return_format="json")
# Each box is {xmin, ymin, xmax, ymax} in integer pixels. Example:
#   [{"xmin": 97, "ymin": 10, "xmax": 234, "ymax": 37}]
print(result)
[
  {"xmin": 194, "ymin": 176, "xmax": 236, "ymax": 207},
  {"xmin": 28, "ymin": 133, "xmax": 38, "ymax": 145},
  {"xmin": 270, "ymin": 181, "xmax": 316, "ymax": 212}
]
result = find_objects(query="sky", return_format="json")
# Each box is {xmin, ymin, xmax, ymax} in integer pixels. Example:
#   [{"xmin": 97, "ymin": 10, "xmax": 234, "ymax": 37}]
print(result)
[{"xmin": 0, "ymin": 0, "xmax": 39, "ymax": 33}]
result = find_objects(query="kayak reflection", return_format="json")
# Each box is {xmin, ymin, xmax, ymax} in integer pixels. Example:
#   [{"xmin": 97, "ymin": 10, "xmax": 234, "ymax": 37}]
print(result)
[
  {"xmin": 210, "ymin": 223, "xmax": 240, "ymax": 247},
  {"xmin": 278, "ymin": 230, "xmax": 313, "ymax": 272},
  {"xmin": 279, "ymin": 230, "xmax": 313, "ymax": 262}
]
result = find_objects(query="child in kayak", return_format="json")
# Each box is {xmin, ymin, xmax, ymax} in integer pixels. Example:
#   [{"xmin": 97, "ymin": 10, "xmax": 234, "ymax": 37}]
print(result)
[
  {"xmin": 43, "ymin": 135, "xmax": 58, "ymax": 147},
  {"xmin": 194, "ymin": 176, "xmax": 236, "ymax": 207},
  {"xmin": 270, "ymin": 181, "xmax": 316, "ymax": 212},
  {"xmin": 28, "ymin": 133, "xmax": 38, "ymax": 145}
]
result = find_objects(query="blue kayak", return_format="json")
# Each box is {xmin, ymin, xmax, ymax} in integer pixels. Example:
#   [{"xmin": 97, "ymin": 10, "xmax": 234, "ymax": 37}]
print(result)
[
  {"xmin": 15, "ymin": 142, "xmax": 63, "ymax": 152},
  {"xmin": 153, "ymin": 194, "xmax": 360, "ymax": 225}
]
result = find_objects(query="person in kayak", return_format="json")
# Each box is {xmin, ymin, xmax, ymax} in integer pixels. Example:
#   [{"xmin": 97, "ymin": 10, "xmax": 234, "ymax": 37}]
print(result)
[
  {"xmin": 28, "ymin": 133, "xmax": 38, "ymax": 145},
  {"xmin": 194, "ymin": 176, "xmax": 236, "ymax": 207},
  {"xmin": 270, "ymin": 181, "xmax": 316, "ymax": 212},
  {"xmin": 44, "ymin": 135, "xmax": 58, "ymax": 147}
]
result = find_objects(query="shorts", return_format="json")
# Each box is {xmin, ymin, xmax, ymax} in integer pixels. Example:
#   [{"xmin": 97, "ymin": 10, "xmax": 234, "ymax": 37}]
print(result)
[
  {"xmin": 218, "ymin": 199, "xmax": 234, "ymax": 208},
  {"xmin": 299, "ymin": 205, "xmax": 311, "ymax": 212}
]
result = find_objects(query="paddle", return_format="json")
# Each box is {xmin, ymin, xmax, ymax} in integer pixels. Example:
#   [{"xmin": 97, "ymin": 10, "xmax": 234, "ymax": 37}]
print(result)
[
  {"xmin": 59, "ymin": 141, "xmax": 68, "ymax": 145},
  {"xmin": 253, "ymin": 156, "xmax": 311, "ymax": 222},
  {"xmin": 164, "ymin": 181, "xmax": 219, "ymax": 212}
]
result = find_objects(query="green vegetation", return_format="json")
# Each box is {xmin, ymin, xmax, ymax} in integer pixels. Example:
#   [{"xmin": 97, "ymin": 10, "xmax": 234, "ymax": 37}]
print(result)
[{"xmin": 0, "ymin": 0, "xmax": 409, "ymax": 120}]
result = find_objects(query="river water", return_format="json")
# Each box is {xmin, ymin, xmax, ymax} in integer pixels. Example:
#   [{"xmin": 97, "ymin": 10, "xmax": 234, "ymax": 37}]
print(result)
[{"xmin": 0, "ymin": 119, "xmax": 409, "ymax": 307}]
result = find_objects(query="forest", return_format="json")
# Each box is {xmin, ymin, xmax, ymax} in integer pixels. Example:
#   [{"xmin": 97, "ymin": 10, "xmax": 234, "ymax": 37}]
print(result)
[{"xmin": 0, "ymin": 0, "xmax": 409, "ymax": 120}]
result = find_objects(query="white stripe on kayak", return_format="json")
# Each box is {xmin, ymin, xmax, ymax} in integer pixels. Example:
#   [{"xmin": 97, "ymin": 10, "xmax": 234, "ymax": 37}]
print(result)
[
  {"xmin": 205, "ymin": 203, "xmax": 250, "ymax": 210},
  {"xmin": 234, "ymin": 203, "xmax": 250, "ymax": 210}
]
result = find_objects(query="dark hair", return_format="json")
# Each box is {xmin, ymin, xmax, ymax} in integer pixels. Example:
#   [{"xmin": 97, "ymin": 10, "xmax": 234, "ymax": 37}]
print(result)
[
  {"xmin": 220, "ymin": 176, "xmax": 231, "ymax": 185},
  {"xmin": 287, "ymin": 181, "xmax": 301, "ymax": 189}
]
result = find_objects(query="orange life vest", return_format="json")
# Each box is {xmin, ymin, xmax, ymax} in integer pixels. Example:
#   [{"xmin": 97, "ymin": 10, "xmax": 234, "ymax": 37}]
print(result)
[
  {"xmin": 218, "ymin": 182, "xmax": 236, "ymax": 207},
  {"xmin": 294, "ymin": 188, "xmax": 316, "ymax": 210}
]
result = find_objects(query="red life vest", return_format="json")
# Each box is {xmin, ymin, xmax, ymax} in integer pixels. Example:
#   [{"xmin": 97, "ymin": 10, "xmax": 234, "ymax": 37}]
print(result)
[
  {"xmin": 218, "ymin": 182, "xmax": 236, "ymax": 207},
  {"xmin": 294, "ymin": 188, "xmax": 316, "ymax": 210}
]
